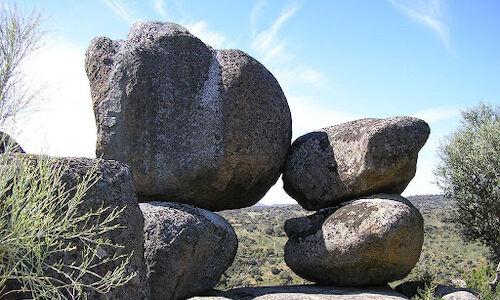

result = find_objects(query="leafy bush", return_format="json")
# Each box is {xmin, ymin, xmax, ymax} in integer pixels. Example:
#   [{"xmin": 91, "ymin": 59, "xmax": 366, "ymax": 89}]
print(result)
[
  {"xmin": 465, "ymin": 264, "xmax": 500, "ymax": 300},
  {"xmin": 435, "ymin": 103, "xmax": 500, "ymax": 259}
]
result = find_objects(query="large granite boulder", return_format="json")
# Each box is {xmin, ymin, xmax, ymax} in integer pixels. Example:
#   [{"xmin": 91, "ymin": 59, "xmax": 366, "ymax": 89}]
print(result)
[
  {"xmin": 283, "ymin": 117, "xmax": 430, "ymax": 210},
  {"xmin": 284, "ymin": 194, "xmax": 424, "ymax": 286},
  {"xmin": 2, "ymin": 155, "xmax": 148, "ymax": 300},
  {"xmin": 0, "ymin": 131, "xmax": 24, "ymax": 153},
  {"xmin": 85, "ymin": 21, "xmax": 292, "ymax": 211},
  {"xmin": 188, "ymin": 285, "xmax": 409, "ymax": 299},
  {"xmin": 140, "ymin": 202, "xmax": 238, "ymax": 300}
]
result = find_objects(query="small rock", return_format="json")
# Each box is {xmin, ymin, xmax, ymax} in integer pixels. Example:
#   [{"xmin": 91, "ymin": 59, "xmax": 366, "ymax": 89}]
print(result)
[
  {"xmin": 436, "ymin": 285, "xmax": 479, "ymax": 300},
  {"xmin": 140, "ymin": 202, "xmax": 238, "ymax": 300},
  {"xmin": 283, "ymin": 117, "xmax": 430, "ymax": 210},
  {"xmin": 284, "ymin": 194, "xmax": 424, "ymax": 286}
]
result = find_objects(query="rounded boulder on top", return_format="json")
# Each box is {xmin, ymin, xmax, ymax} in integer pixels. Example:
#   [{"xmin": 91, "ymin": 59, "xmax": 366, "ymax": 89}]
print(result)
[{"xmin": 85, "ymin": 21, "xmax": 292, "ymax": 211}]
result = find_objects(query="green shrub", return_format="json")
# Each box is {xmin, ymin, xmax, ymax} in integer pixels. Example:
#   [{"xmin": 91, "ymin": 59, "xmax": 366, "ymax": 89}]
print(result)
[
  {"xmin": 413, "ymin": 282, "xmax": 440, "ymax": 300},
  {"xmin": 435, "ymin": 103, "xmax": 500, "ymax": 259},
  {"xmin": 465, "ymin": 264, "xmax": 500, "ymax": 300},
  {"xmin": 0, "ymin": 145, "xmax": 134, "ymax": 299}
]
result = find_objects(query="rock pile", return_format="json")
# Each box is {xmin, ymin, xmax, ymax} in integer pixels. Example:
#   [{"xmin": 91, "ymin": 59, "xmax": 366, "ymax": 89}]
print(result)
[
  {"xmin": 395, "ymin": 281, "xmax": 479, "ymax": 300},
  {"xmin": 4, "ymin": 20, "xmax": 433, "ymax": 300},
  {"xmin": 282, "ymin": 118, "xmax": 429, "ymax": 285}
]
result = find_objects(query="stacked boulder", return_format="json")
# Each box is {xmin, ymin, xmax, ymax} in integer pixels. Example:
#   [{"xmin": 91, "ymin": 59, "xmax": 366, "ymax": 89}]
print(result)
[
  {"xmin": 6, "ymin": 19, "xmax": 432, "ymax": 299},
  {"xmin": 84, "ymin": 21, "xmax": 292, "ymax": 299},
  {"xmin": 282, "ymin": 117, "xmax": 430, "ymax": 286},
  {"xmin": 85, "ymin": 21, "xmax": 291, "ymax": 211}
]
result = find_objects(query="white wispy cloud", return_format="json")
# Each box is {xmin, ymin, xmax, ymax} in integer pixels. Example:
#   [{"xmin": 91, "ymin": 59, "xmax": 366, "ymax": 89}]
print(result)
[
  {"xmin": 250, "ymin": 0, "xmax": 267, "ymax": 33},
  {"xmin": 101, "ymin": 0, "xmax": 140, "ymax": 24},
  {"xmin": 183, "ymin": 21, "xmax": 233, "ymax": 49},
  {"xmin": 387, "ymin": 0, "xmax": 452, "ymax": 52},
  {"xmin": 101, "ymin": 0, "xmax": 233, "ymax": 49},
  {"xmin": 259, "ymin": 176, "xmax": 295, "ymax": 205},
  {"xmin": 152, "ymin": 0, "xmax": 168, "ymax": 20},
  {"xmin": 251, "ymin": 4, "xmax": 299, "ymax": 57},
  {"xmin": 250, "ymin": 3, "xmax": 326, "ymax": 89},
  {"xmin": 411, "ymin": 106, "xmax": 460, "ymax": 123},
  {"xmin": 274, "ymin": 66, "xmax": 326, "ymax": 90}
]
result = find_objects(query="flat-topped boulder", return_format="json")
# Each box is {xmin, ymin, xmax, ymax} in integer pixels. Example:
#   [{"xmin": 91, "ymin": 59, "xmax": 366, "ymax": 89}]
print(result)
[
  {"xmin": 284, "ymin": 194, "xmax": 424, "ymax": 286},
  {"xmin": 85, "ymin": 21, "xmax": 291, "ymax": 211},
  {"xmin": 283, "ymin": 116, "xmax": 429, "ymax": 210},
  {"xmin": 188, "ymin": 285, "xmax": 408, "ymax": 299}
]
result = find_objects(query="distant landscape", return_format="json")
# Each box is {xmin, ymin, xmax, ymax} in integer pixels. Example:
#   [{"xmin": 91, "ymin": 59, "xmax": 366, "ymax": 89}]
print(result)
[{"xmin": 215, "ymin": 194, "xmax": 492, "ymax": 290}]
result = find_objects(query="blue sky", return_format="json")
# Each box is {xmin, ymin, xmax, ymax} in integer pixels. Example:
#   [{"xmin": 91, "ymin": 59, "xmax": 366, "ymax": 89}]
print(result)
[{"xmin": 7, "ymin": 0, "xmax": 500, "ymax": 204}]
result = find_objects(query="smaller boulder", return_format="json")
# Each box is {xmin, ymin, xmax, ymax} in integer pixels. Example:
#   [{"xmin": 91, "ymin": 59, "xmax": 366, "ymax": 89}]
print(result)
[
  {"xmin": 440, "ymin": 291, "xmax": 478, "ymax": 300},
  {"xmin": 283, "ymin": 116, "xmax": 430, "ymax": 210},
  {"xmin": 284, "ymin": 194, "xmax": 424, "ymax": 286},
  {"xmin": 140, "ymin": 202, "xmax": 238, "ymax": 300},
  {"xmin": 395, "ymin": 281, "xmax": 479, "ymax": 300}
]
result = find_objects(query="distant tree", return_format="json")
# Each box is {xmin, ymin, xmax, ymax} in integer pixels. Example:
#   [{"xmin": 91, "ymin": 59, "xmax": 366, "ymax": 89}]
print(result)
[
  {"xmin": 0, "ymin": 3, "xmax": 43, "ymax": 127},
  {"xmin": 435, "ymin": 102, "xmax": 500, "ymax": 290}
]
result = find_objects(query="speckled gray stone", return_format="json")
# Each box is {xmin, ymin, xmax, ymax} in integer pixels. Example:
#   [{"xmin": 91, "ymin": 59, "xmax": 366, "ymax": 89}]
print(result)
[
  {"xmin": 140, "ymin": 202, "xmax": 238, "ymax": 300},
  {"xmin": 283, "ymin": 117, "xmax": 430, "ymax": 210},
  {"xmin": 440, "ymin": 291, "xmax": 478, "ymax": 300},
  {"xmin": 188, "ymin": 285, "xmax": 408, "ymax": 299},
  {"xmin": 85, "ymin": 22, "xmax": 291, "ymax": 211},
  {"xmin": 284, "ymin": 194, "xmax": 424, "ymax": 286}
]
